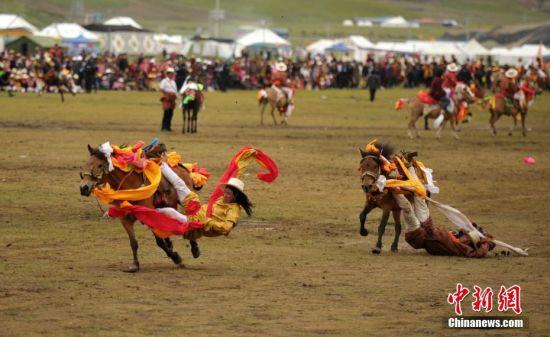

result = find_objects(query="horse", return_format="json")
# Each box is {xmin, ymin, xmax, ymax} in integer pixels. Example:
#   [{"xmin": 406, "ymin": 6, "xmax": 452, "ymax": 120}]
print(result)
[
  {"xmin": 399, "ymin": 82, "xmax": 476, "ymax": 139},
  {"xmin": 43, "ymin": 69, "xmax": 75, "ymax": 103},
  {"xmin": 182, "ymin": 88, "xmax": 203, "ymax": 134},
  {"xmin": 79, "ymin": 144, "xmax": 201, "ymax": 272},
  {"xmin": 257, "ymin": 87, "xmax": 292, "ymax": 126},
  {"xmin": 358, "ymin": 144, "xmax": 403, "ymax": 254},
  {"xmin": 481, "ymin": 93, "xmax": 528, "ymax": 136}
]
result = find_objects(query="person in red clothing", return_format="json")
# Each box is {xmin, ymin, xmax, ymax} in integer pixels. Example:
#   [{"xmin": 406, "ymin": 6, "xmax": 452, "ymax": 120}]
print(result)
[{"xmin": 442, "ymin": 63, "xmax": 458, "ymax": 90}]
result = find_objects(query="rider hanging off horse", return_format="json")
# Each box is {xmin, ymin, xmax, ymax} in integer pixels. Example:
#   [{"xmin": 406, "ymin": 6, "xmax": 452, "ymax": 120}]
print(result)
[
  {"xmin": 358, "ymin": 139, "xmax": 528, "ymax": 257},
  {"xmin": 80, "ymin": 140, "xmax": 278, "ymax": 272},
  {"xmin": 257, "ymin": 59, "xmax": 295, "ymax": 125}
]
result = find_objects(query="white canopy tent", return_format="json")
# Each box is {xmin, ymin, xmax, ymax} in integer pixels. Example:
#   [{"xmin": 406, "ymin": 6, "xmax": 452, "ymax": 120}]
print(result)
[
  {"xmin": 458, "ymin": 39, "xmax": 489, "ymax": 59},
  {"xmin": 306, "ymin": 39, "xmax": 335, "ymax": 55},
  {"xmin": 104, "ymin": 17, "xmax": 142, "ymax": 29},
  {"xmin": 234, "ymin": 28, "xmax": 290, "ymax": 56},
  {"xmin": 38, "ymin": 23, "xmax": 99, "ymax": 41},
  {"xmin": 0, "ymin": 14, "xmax": 38, "ymax": 35},
  {"xmin": 490, "ymin": 44, "xmax": 549, "ymax": 65}
]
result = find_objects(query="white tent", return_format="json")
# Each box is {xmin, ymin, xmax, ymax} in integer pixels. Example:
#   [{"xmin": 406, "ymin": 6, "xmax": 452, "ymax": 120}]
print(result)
[
  {"xmin": 0, "ymin": 14, "xmax": 38, "ymax": 34},
  {"xmin": 104, "ymin": 17, "xmax": 142, "ymax": 29},
  {"xmin": 306, "ymin": 39, "xmax": 335, "ymax": 55},
  {"xmin": 346, "ymin": 35, "xmax": 374, "ymax": 49},
  {"xmin": 39, "ymin": 23, "xmax": 99, "ymax": 40},
  {"xmin": 490, "ymin": 44, "xmax": 549, "ymax": 65},
  {"xmin": 234, "ymin": 28, "xmax": 290, "ymax": 56},
  {"xmin": 236, "ymin": 28, "xmax": 290, "ymax": 47},
  {"xmin": 380, "ymin": 16, "xmax": 419, "ymax": 28}
]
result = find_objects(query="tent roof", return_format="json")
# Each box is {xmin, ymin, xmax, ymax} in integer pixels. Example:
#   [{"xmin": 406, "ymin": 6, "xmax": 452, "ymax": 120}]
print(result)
[
  {"xmin": 459, "ymin": 39, "xmax": 489, "ymax": 55},
  {"xmin": 326, "ymin": 42, "xmax": 355, "ymax": 52},
  {"xmin": 6, "ymin": 35, "xmax": 61, "ymax": 48},
  {"xmin": 38, "ymin": 23, "xmax": 99, "ymax": 40},
  {"xmin": 236, "ymin": 28, "xmax": 290, "ymax": 47},
  {"xmin": 346, "ymin": 35, "xmax": 374, "ymax": 49},
  {"xmin": 104, "ymin": 17, "xmax": 142, "ymax": 29},
  {"xmin": 0, "ymin": 14, "xmax": 37, "ymax": 33},
  {"xmin": 306, "ymin": 39, "xmax": 335, "ymax": 52}
]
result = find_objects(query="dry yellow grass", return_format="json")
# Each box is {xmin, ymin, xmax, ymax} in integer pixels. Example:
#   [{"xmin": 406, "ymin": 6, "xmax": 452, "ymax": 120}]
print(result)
[{"xmin": 0, "ymin": 89, "xmax": 549, "ymax": 336}]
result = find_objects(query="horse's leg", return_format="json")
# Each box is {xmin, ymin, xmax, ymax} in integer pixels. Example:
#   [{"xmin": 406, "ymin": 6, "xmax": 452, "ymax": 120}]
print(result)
[
  {"xmin": 193, "ymin": 108, "xmax": 198, "ymax": 133},
  {"xmin": 424, "ymin": 115, "xmax": 429, "ymax": 130},
  {"xmin": 490, "ymin": 110, "xmax": 502, "ymax": 136},
  {"xmin": 270, "ymin": 104, "xmax": 277, "ymax": 125},
  {"xmin": 190, "ymin": 239, "xmax": 200, "ymax": 258},
  {"xmin": 121, "ymin": 217, "xmax": 140, "ymax": 272},
  {"xmin": 154, "ymin": 234, "xmax": 183, "ymax": 266},
  {"xmin": 187, "ymin": 110, "xmax": 192, "ymax": 133},
  {"xmin": 508, "ymin": 113, "xmax": 518, "ymax": 136},
  {"xmin": 181, "ymin": 107, "xmax": 189, "ymax": 133},
  {"xmin": 521, "ymin": 111, "xmax": 527, "ymax": 136},
  {"xmin": 372, "ymin": 210, "xmax": 390, "ymax": 254},
  {"xmin": 390, "ymin": 210, "xmax": 402, "ymax": 253},
  {"xmin": 359, "ymin": 202, "xmax": 375, "ymax": 237},
  {"xmin": 260, "ymin": 102, "xmax": 265, "ymax": 125},
  {"xmin": 59, "ymin": 86, "xmax": 65, "ymax": 103},
  {"xmin": 408, "ymin": 112, "xmax": 419, "ymax": 139},
  {"xmin": 450, "ymin": 116, "xmax": 460, "ymax": 140}
]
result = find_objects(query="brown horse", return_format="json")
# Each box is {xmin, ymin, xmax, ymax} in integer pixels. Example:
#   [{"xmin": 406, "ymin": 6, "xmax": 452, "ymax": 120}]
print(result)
[
  {"xmin": 79, "ymin": 144, "xmax": 200, "ymax": 272},
  {"xmin": 43, "ymin": 69, "xmax": 75, "ymax": 103},
  {"xmin": 182, "ymin": 89, "xmax": 203, "ymax": 134},
  {"xmin": 257, "ymin": 87, "xmax": 291, "ymax": 125},
  {"xmin": 401, "ymin": 83, "xmax": 476, "ymax": 139},
  {"xmin": 479, "ymin": 93, "xmax": 528, "ymax": 137},
  {"xmin": 358, "ymin": 145, "xmax": 403, "ymax": 254}
]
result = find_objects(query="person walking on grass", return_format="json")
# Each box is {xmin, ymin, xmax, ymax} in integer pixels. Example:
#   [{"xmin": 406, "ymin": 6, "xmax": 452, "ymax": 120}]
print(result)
[
  {"xmin": 159, "ymin": 67, "xmax": 178, "ymax": 132},
  {"xmin": 366, "ymin": 68, "xmax": 381, "ymax": 102}
]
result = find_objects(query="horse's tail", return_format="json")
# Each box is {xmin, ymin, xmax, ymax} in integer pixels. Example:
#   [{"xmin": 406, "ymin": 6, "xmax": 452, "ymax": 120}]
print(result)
[
  {"xmin": 395, "ymin": 98, "xmax": 408, "ymax": 110},
  {"xmin": 257, "ymin": 89, "xmax": 268, "ymax": 105}
]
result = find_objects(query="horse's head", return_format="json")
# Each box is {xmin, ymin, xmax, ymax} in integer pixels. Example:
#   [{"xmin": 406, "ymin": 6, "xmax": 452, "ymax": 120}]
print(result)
[
  {"xmin": 456, "ymin": 82, "xmax": 476, "ymax": 104},
  {"xmin": 359, "ymin": 149, "xmax": 381, "ymax": 193},
  {"xmin": 144, "ymin": 142, "xmax": 167, "ymax": 158},
  {"xmin": 80, "ymin": 144, "xmax": 108, "ymax": 196},
  {"xmin": 358, "ymin": 141, "xmax": 394, "ymax": 193}
]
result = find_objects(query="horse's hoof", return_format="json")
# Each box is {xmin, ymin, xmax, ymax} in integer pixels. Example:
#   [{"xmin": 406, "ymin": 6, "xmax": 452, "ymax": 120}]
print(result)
[
  {"xmin": 172, "ymin": 253, "xmax": 183, "ymax": 265},
  {"xmin": 508, "ymin": 132, "xmax": 512, "ymax": 136},
  {"xmin": 391, "ymin": 246, "xmax": 398, "ymax": 253},
  {"xmin": 191, "ymin": 245, "xmax": 201, "ymax": 259},
  {"xmin": 371, "ymin": 247, "xmax": 381, "ymax": 255},
  {"xmin": 360, "ymin": 228, "xmax": 369, "ymax": 237},
  {"xmin": 123, "ymin": 265, "xmax": 139, "ymax": 273}
]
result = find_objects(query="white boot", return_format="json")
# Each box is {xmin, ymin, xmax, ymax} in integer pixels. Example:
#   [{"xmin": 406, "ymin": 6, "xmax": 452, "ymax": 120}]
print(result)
[{"xmin": 160, "ymin": 163, "xmax": 191, "ymax": 203}]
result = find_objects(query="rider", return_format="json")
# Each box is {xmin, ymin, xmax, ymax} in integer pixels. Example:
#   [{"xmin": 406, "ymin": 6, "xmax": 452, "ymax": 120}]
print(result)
[
  {"xmin": 159, "ymin": 162, "xmax": 253, "ymax": 238},
  {"xmin": 179, "ymin": 74, "xmax": 204, "ymax": 105},
  {"xmin": 426, "ymin": 67, "xmax": 448, "ymax": 129},
  {"xmin": 271, "ymin": 59, "xmax": 294, "ymax": 113},
  {"xmin": 499, "ymin": 68, "xmax": 520, "ymax": 109},
  {"xmin": 388, "ymin": 159, "xmax": 496, "ymax": 258}
]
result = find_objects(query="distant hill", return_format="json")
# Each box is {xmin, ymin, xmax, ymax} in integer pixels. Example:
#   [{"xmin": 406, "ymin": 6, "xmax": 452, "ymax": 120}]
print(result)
[
  {"xmin": 442, "ymin": 22, "xmax": 550, "ymax": 46},
  {"xmin": 1, "ymin": 0, "xmax": 549, "ymax": 44}
]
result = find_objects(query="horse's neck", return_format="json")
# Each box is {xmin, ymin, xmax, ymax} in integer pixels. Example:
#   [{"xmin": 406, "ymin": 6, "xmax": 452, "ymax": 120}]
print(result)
[{"xmin": 105, "ymin": 169, "xmax": 144, "ymax": 190}]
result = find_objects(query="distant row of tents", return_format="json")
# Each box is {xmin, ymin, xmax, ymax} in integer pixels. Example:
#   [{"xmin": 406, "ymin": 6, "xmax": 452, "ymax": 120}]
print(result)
[
  {"xmin": 306, "ymin": 36, "xmax": 549, "ymax": 65},
  {"xmin": 0, "ymin": 13, "xmax": 547, "ymax": 64}
]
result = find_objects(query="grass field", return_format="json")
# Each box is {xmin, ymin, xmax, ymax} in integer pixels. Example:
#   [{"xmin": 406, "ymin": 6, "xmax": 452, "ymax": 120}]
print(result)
[
  {"xmin": 0, "ymin": 88, "xmax": 549, "ymax": 336},
  {"xmin": 3, "ymin": 0, "xmax": 550, "ymax": 42}
]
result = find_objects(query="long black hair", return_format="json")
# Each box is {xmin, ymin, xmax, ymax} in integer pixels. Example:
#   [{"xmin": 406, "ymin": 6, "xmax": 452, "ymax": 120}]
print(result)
[{"xmin": 227, "ymin": 185, "xmax": 254, "ymax": 216}]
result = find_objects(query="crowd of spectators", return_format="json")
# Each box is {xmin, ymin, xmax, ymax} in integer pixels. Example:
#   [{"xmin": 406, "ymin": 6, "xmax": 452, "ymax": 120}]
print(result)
[{"xmin": 0, "ymin": 45, "xmax": 546, "ymax": 94}]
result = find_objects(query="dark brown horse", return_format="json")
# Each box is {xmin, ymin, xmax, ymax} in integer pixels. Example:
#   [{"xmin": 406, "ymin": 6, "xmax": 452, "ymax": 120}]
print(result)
[
  {"xmin": 182, "ymin": 89, "xmax": 203, "ymax": 133},
  {"xmin": 80, "ymin": 144, "xmax": 200, "ymax": 272},
  {"xmin": 43, "ymin": 69, "xmax": 75, "ymax": 103},
  {"xmin": 358, "ymin": 144, "xmax": 403, "ymax": 254}
]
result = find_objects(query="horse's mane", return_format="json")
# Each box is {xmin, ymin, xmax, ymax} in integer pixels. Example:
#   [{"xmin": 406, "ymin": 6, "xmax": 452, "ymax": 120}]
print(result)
[
  {"xmin": 90, "ymin": 148, "xmax": 106, "ymax": 161},
  {"xmin": 374, "ymin": 141, "xmax": 394, "ymax": 158}
]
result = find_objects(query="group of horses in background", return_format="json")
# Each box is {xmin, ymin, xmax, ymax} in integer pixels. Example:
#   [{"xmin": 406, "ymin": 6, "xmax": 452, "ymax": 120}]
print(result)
[{"xmin": 398, "ymin": 81, "xmax": 537, "ymax": 138}]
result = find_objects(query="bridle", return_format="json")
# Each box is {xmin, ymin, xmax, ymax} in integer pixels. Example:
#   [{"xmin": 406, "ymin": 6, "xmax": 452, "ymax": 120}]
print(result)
[{"xmin": 359, "ymin": 154, "xmax": 381, "ymax": 186}]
